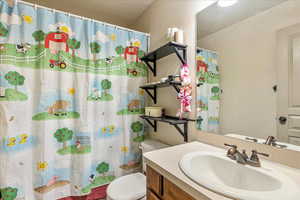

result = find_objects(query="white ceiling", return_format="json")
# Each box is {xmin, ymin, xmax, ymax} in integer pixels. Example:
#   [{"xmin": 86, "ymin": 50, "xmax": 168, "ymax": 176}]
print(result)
[
  {"xmin": 23, "ymin": 0, "xmax": 156, "ymax": 27},
  {"xmin": 197, "ymin": 0, "xmax": 288, "ymax": 39}
]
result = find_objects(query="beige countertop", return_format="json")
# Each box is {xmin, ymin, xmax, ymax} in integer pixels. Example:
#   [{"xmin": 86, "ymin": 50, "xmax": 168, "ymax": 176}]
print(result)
[{"xmin": 143, "ymin": 141, "xmax": 300, "ymax": 200}]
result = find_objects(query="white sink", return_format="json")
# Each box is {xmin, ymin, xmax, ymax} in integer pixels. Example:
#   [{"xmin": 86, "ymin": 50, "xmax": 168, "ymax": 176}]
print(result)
[{"xmin": 179, "ymin": 152, "xmax": 300, "ymax": 200}]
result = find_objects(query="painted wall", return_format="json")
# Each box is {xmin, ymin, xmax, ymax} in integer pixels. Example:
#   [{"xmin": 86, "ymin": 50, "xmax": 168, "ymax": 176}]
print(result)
[
  {"xmin": 132, "ymin": 0, "xmax": 216, "ymax": 145},
  {"xmin": 131, "ymin": 0, "xmax": 300, "ymax": 170},
  {"xmin": 198, "ymin": 0, "xmax": 300, "ymax": 139},
  {"xmin": 22, "ymin": 0, "xmax": 131, "ymax": 27}
]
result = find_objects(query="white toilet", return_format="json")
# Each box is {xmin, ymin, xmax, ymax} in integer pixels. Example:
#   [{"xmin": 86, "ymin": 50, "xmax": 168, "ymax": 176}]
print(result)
[{"xmin": 107, "ymin": 140, "xmax": 169, "ymax": 200}]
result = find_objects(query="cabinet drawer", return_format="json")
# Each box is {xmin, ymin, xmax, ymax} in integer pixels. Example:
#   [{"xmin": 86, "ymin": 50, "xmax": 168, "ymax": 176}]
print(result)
[
  {"xmin": 163, "ymin": 178, "xmax": 196, "ymax": 200},
  {"xmin": 147, "ymin": 189, "xmax": 161, "ymax": 200},
  {"xmin": 147, "ymin": 166, "xmax": 163, "ymax": 197}
]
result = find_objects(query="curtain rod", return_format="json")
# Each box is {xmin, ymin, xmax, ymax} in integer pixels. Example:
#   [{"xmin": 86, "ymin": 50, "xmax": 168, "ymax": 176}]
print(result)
[{"xmin": 16, "ymin": 0, "xmax": 150, "ymax": 36}]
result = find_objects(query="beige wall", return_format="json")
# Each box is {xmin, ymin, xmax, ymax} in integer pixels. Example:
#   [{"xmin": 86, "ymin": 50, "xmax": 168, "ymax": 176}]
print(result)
[
  {"xmin": 22, "ymin": 0, "xmax": 130, "ymax": 27},
  {"xmin": 198, "ymin": 0, "xmax": 300, "ymax": 139},
  {"xmin": 132, "ymin": 0, "xmax": 300, "ymax": 169},
  {"xmin": 132, "ymin": 0, "xmax": 216, "ymax": 145}
]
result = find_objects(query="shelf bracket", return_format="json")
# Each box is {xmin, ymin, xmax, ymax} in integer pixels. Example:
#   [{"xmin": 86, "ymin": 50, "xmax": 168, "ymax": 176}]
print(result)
[
  {"xmin": 144, "ymin": 118, "xmax": 157, "ymax": 132},
  {"xmin": 173, "ymin": 47, "xmax": 187, "ymax": 65},
  {"xmin": 173, "ymin": 123, "xmax": 188, "ymax": 142},
  {"xmin": 171, "ymin": 84, "xmax": 181, "ymax": 93},
  {"xmin": 143, "ymin": 87, "xmax": 157, "ymax": 104},
  {"xmin": 144, "ymin": 60, "xmax": 156, "ymax": 76}
]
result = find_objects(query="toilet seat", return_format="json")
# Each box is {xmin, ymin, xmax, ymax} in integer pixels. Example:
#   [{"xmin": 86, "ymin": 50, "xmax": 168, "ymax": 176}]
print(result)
[{"xmin": 107, "ymin": 173, "xmax": 146, "ymax": 200}]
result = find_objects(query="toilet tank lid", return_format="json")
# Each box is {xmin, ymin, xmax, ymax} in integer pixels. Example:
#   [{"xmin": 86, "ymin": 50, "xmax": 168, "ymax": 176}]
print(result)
[
  {"xmin": 140, "ymin": 139, "xmax": 169, "ymax": 152},
  {"xmin": 107, "ymin": 173, "xmax": 146, "ymax": 200}
]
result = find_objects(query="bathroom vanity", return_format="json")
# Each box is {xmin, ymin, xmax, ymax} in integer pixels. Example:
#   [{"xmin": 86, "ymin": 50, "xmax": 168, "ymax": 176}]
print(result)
[
  {"xmin": 147, "ymin": 166, "xmax": 196, "ymax": 200},
  {"xmin": 144, "ymin": 142, "xmax": 300, "ymax": 200}
]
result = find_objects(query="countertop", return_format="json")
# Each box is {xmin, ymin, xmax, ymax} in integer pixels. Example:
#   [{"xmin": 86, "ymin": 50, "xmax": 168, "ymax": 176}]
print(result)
[
  {"xmin": 143, "ymin": 141, "xmax": 300, "ymax": 200},
  {"xmin": 225, "ymin": 134, "xmax": 300, "ymax": 152}
]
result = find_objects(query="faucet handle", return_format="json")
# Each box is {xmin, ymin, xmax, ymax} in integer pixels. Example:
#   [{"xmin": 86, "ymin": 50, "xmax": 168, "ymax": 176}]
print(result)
[
  {"xmin": 224, "ymin": 143, "xmax": 237, "ymax": 160},
  {"xmin": 241, "ymin": 149, "xmax": 249, "ymax": 160},
  {"xmin": 254, "ymin": 150, "xmax": 269, "ymax": 157},
  {"xmin": 265, "ymin": 136, "xmax": 276, "ymax": 145},
  {"xmin": 249, "ymin": 150, "xmax": 269, "ymax": 167}
]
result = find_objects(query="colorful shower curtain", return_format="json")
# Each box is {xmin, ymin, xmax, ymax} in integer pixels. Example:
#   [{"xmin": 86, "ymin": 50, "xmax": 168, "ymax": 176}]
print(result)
[
  {"xmin": 0, "ymin": 0, "xmax": 149, "ymax": 199},
  {"xmin": 196, "ymin": 48, "xmax": 220, "ymax": 133}
]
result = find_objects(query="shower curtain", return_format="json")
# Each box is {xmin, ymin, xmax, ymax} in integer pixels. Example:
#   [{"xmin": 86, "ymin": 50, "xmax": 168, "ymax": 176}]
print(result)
[
  {"xmin": 0, "ymin": 0, "xmax": 149, "ymax": 199},
  {"xmin": 196, "ymin": 48, "xmax": 220, "ymax": 133}
]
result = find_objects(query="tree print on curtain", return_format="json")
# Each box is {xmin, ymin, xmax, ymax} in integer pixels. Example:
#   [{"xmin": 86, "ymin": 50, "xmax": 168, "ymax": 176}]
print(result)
[
  {"xmin": 196, "ymin": 48, "xmax": 220, "ymax": 133},
  {"xmin": 0, "ymin": 0, "xmax": 149, "ymax": 199}
]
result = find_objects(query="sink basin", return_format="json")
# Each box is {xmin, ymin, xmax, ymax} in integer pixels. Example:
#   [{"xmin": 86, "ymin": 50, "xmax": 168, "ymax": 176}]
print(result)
[{"xmin": 179, "ymin": 152, "xmax": 300, "ymax": 200}]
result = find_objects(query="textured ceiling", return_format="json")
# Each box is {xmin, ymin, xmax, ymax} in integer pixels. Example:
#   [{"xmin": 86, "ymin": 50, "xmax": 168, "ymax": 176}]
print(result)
[
  {"xmin": 197, "ymin": 0, "xmax": 288, "ymax": 39},
  {"xmin": 23, "ymin": 0, "xmax": 156, "ymax": 27}
]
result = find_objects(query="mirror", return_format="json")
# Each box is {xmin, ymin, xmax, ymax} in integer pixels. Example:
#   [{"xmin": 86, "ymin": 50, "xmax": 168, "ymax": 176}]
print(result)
[{"xmin": 195, "ymin": 0, "xmax": 300, "ymax": 152}]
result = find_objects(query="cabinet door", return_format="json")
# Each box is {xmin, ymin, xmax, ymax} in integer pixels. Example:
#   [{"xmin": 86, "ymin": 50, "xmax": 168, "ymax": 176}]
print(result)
[
  {"xmin": 147, "ymin": 166, "xmax": 163, "ymax": 197},
  {"xmin": 147, "ymin": 189, "xmax": 161, "ymax": 200},
  {"xmin": 163, "ymin": 178, "xmax": 196, "ymax": 200}
]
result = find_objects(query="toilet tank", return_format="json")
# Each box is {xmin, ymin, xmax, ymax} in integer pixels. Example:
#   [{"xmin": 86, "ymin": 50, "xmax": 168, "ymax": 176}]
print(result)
[{"xmin": 140, "ymin": 139, "xmax": 169, "ymax": 172}]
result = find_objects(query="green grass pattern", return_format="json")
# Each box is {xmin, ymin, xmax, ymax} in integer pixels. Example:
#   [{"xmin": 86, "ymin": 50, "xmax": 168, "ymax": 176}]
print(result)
[
  {"xmin": 32, "ymin": 111, "xmax": 80, "ymax": 120},
  {"xmin": 117, "ymin": 108, "xmax": 144, "ymax": 115},
  {"xmin": 0, "ymin": 44, "xmax": 148, "ymax": 76},
  {"xmin": 57, "ymin": 145, "xmax": 91, "ymax": 155},
  {"xmin": 0, "ymin": 88, "xmax": 28, "ymax": 101},
  {"xmin": 87, "ymin": 93, "xmax": 113, "ymax": 101}
]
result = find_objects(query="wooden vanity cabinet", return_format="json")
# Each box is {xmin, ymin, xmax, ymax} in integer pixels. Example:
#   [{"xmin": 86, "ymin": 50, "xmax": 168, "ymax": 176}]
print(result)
[
  {"xmin": 148, "ymin": 189, "xmax": 161, "ymax": 200},
  {"xmin": 146, "ymin": 166, "xmax": 196, "ymax": 200}
]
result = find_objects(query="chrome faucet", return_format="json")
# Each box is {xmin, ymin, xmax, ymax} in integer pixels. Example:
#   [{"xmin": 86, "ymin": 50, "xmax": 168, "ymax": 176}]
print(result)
[
  {"xmin": 224, "ymin": 144, "xmax": 247, "ymax": 164},
  {"xmin": 247, "ymin": 150, "xmax": 269, "ymax": 167},
  {"xmin": 264, "ymin": 136, "xmax": 287, "ymax": 149},
  {"xmin": 264, "ymin": 136, "xmax": 276, "ymax": 145},
  {"xmin": 224, "ymin": 144, "xmax": 269, "ymax": 167}
]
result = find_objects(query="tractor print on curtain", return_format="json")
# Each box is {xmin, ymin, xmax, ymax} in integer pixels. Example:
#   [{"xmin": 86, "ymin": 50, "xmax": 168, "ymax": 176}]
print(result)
[
  {"xmin": 0, "ymin": 0, "xmax": 149, "ymax": 199},
  {"xmin": 45, "ymin": 29, "xmax": 69, "ymax": 69}
]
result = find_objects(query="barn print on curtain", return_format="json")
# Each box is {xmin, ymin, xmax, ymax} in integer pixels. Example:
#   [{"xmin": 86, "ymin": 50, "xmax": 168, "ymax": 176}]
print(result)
[
  {"xmin": 196, "ymin": 48, "xmax": 220, "ymax": 133},
  {"xmin": 0, "ymin": 0, "xmax": 149, "ymax": 199}
]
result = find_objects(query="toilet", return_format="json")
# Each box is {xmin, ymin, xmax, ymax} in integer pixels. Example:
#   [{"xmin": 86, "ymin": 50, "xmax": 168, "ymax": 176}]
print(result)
[{"xmin": 107, "ymin": 139, "xmax": 169, "ymax": 200}]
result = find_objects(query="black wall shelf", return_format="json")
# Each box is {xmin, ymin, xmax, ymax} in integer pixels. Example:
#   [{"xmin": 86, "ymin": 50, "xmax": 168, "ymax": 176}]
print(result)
[
  {"xmin": 141, "ymin": 42, "xmax": 187, "ymax": 76},
  {"xmin": 140, "ymin": 115, "xmax": 195, "ymax": 142},
  {"xmin": 140, "ymin": 81, "xmax": 181, "ymax": 104},
  {"xmin": 140, "ymin": 42, "xmax": 191, "ymax": 143}
]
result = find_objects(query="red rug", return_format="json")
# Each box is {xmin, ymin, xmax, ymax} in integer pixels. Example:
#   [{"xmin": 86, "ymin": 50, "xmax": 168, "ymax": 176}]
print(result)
[{"xmin": 58, "ymin": 184, "xmax": 108, "ymax": 200}]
